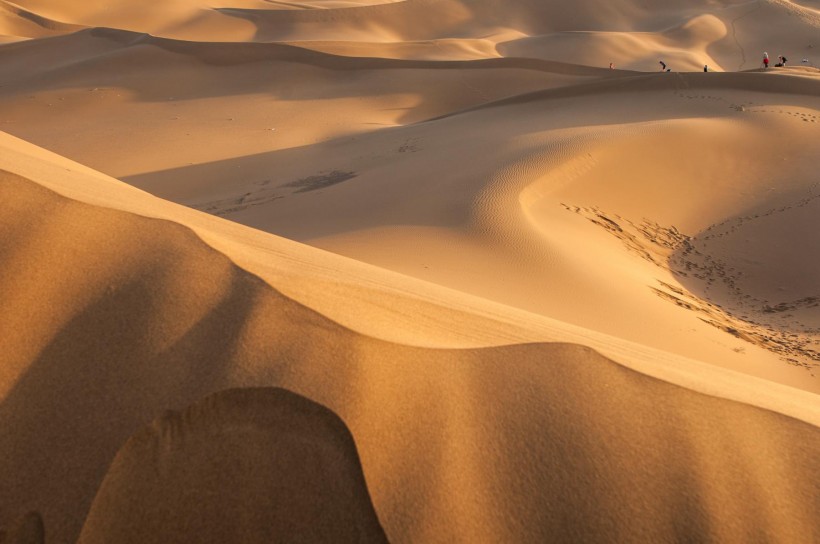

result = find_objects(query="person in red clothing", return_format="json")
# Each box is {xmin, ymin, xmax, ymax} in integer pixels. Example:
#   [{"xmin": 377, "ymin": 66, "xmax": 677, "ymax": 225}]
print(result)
[{"xmin": 763, "ymin": 52, "xmax": 769, "ymax": 68}]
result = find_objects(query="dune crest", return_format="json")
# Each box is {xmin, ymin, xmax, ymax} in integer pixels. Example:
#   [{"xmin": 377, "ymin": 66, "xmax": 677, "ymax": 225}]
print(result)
[
  {"xmin": 0, "ymin": 0, "xmax": 83, "ymax": 41},
  {"xmin": 1, "ymin": 145, "xmax": 820, "ymax": 544},
  {"xmin": 2, "ymin": 0, "xmax": 820, "ymax": 541}
]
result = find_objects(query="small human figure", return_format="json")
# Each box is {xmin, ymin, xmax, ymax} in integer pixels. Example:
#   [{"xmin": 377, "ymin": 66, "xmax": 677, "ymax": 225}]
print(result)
[
  {"xmin": 659, "ymin": 60, "xmax": 667, "ymax": 71},
  {"xmin": 781, "ymin": 55, "xmax": 787, "ymax": 66},
  {"xmin": 763, "ymin": 52, "xmax": 769, "ymax": 68},
  {"xmin": 609, "ymin": 62, "xmax": 614, "ymax": 70},
  {"xmin": 703, "ymin": 64, "xmax": 708, "ymax": 72}
]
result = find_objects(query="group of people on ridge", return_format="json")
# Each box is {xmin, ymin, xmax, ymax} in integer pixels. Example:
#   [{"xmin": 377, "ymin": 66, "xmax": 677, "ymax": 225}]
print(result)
[
  {"xmin": 762, "ymin": 52, "xmax": 788, "ymax": 68},
  {"xmin": 607, "ymin": 52, "xmax": 794, "ymax": 72}
]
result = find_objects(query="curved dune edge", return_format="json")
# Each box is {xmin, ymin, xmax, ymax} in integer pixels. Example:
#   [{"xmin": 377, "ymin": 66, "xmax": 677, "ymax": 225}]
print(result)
[
  {"xmin": 1, "ymin": 134, "xmax": 820, "ymax": 543},
  {"xmin": 78, "ymin": 388, "xmax": 388, "ymax": 544},
  {"xmin": 1, "ymin": 26, "xmax": 613, "ymax": 76},
  {"xmin": 0, "ymin": 20, "xmax": 816, "ymax": 390},
  {"xmin": 428, "ymin": 68, "xmax": 820, "ymax": 121},
  {"xmin": 1, "ymin": 1, "xmax": 818, "ymax": 542},
  {"xmin": 0, "ymin": 131, "xmax": 817, "ymax": 416},
  {"xmin": 0, "ymin": 0, "xmax": 85, "ymax": 40},
  {"xmin": 5, "ymin": 0, "xmax": 819, "ymax": 72},
  {"xmin": 1, "ymin": 131, "xmax": 818, "ymax": 419}
]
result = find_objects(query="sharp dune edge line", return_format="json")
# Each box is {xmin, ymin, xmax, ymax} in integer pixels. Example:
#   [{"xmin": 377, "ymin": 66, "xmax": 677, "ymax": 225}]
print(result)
[
  {"xmin": 1, "ymin": 134, "xmax": 819, "ymax": 544},
  {"xmin": 2, "ymin": 26, "xmax": 818, "ymax": 84},
  {"xmin": 1, "ymin": 0, "xmax": 820, "ymax": 541},
  {"xmin": 0, "ymin": 0, "xmax": 84, "ymax": 38},
  {"xmin": 1, "ymin": 132, "xmax": 818, "ymax": 422}
]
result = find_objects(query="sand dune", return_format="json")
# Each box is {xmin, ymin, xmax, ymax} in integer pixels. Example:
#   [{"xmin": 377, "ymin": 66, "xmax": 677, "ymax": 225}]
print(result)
[
  {"xmin": 2, "ymin": 131, "xmax": 820, "ymax": 544},
  {"xmin": 1, "ymin": 23, "xmax": 818, "ymax": 387},
  {"xmin": 78, "ymin": 388, "xmax": 388, "ymax": 544},
  {"xmin": 0, "ymin": 0, "xmax": 83, "ymax": 42},
  {"xmin": 2, "ymin": 0, "xmax": 820, "ymax": 541}
]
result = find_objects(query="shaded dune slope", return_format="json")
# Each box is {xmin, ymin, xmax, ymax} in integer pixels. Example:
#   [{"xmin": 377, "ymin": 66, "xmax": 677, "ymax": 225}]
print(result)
[
  {"xmin": 0, "ymin": 0, "xmax": 83, "ymax": 41},
  {"xmin": 2, "ymin": 169, "xmax": 820, "ymax": 543},
  {"xmin": 78, "ymin": 388, "xmax": 388, "ymax": 544},
  {"xmin": 0, "ymin": 512, "xmax": 44, "ymax": 544}
]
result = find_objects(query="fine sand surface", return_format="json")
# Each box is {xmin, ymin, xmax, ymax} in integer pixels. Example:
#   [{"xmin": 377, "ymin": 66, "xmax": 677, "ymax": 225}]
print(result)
[
  {"xmin": 78, "ymin": 388, "xmax": 389, "ymax": 544},
  {"xmin": 1, "ymin": 0, "xmax": 820, "ymax": 542}
]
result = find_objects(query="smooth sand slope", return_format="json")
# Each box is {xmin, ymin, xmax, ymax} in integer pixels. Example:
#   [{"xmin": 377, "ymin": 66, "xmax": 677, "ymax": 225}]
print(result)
[
  {"xmin": 78, "ymin": 388, "xmax": 389, "ymax": 544},
  {"xmin": 2, "ymin": 133, "xmax": 820, "ymax": 544},
  {"xmin": 2, "ymin": 0, "xmax": 820, "ymax": 541},
  {"xmin": 4, "ymin": 0, "xmax": 819, "ymax": 67},
  {"xmin": 0, "ymin": 0, "xmax": 83, "ymax": 42},
  {"xmin": 1, "ymin": 10, "xmax": 819, "ymax": 389}
]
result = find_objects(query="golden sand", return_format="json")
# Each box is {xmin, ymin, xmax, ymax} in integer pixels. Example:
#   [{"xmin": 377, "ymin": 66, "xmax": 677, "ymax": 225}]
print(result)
[{"xmin": 1, "ymin": 1, "xmax": 819, "ymax": 541}]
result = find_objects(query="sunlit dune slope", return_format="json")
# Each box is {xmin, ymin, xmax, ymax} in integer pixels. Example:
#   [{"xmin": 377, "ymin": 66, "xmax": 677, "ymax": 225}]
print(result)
[
  {"xmin": 2, "ymin": 135, "xmax": 820, "ymax": 544},
  {"xmin": 0, "ymin": 0, "xmax": 83, "ymax": 42},
  {"xmin": 6, "ymin": 0, "xmax": 819, "ymax": 70},
  {"xmin": 35, "ymin": 66, "xmax": 814, "ymax": 388},
  {"xmin": 1, "ymin": 21, "xmax": 818, "ymax": 387},
  {"xmin": 1, "ymin": 0, "xmax": 819, "ymax": 541},
  {"xmin": 0, "ymin": 27, "xmax": 600, "ymax": 178}
]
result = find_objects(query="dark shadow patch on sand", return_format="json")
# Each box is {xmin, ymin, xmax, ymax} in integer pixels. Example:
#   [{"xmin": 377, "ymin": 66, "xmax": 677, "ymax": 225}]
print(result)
[
  {"xmin": 282, "ymin": 170, "xmax": 357, "ymax": 193},
  {"xmin": 77, "ymin": 387, "xmax": 389, "ymax": 544}
]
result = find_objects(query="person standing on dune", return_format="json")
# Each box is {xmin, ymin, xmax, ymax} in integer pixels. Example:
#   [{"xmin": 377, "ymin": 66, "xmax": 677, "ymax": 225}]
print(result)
[{"xmin": 763, "ymin": 52, "xmax": 769, "ymax": 68}]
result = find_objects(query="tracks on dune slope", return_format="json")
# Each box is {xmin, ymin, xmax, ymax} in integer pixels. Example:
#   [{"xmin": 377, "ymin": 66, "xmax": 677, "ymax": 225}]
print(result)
[{"xmin": 729, "ymin": 0, "xmax": 762, "ymax": 71}]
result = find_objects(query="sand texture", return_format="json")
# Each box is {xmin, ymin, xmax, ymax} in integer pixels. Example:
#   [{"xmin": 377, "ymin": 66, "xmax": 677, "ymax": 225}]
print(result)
[
  {"xmin": 1, "ymin": 0, "xmax": 819, "ymax": 542},
  {"xmin": 78, "ymin": 388, "xmax": 388, "ymax": 544}
]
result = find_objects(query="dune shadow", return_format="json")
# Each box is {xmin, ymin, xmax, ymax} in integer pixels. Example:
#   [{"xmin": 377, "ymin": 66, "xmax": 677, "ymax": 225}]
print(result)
[
  {"xmin": 0, "ymin": 174, "xmax": 369, "ymax": 542},
  {"xmin": 77, "ymin": 387, "xmax": 389, "ymax": 544}
]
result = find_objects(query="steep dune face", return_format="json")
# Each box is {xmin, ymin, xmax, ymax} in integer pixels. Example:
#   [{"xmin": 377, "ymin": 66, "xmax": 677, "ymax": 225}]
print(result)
[{"xmin": 2, "ymin": 146, "xmax": 820, "ymax": 544}]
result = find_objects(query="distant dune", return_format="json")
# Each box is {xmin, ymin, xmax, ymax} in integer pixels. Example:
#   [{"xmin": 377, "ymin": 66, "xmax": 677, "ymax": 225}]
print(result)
[{"xmin": 1, "ymin": 0, "xmax": 819, "ymax": 542}]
